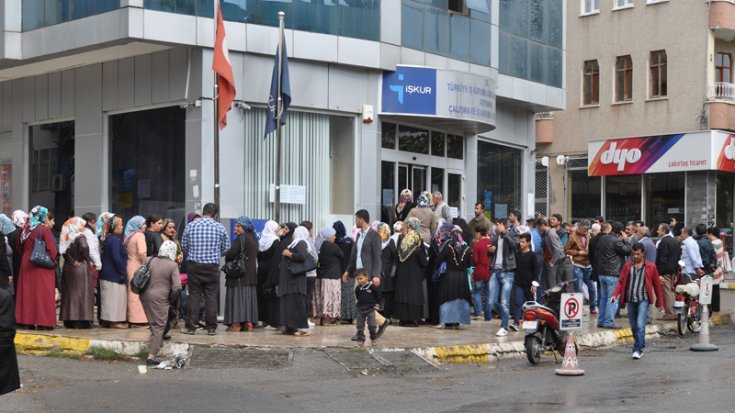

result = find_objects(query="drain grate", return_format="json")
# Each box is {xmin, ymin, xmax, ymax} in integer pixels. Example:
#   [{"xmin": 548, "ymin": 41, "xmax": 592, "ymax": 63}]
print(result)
[
  {"xmin": 190, "ymin": 347, "xmax": 292, "ymax": 369},
  {"xmin": 322, "ymin": 348, "xmax": 439, "ymax": 375}
]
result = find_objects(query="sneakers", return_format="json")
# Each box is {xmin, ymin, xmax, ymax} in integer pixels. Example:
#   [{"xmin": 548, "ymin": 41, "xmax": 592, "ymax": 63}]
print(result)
[
  {"xmin": 509, "ymin": 324, "xmax": 519, "ymax": 332},
  {"xmin": 308, "ymin": 320, "xmax": 316, "ymax": 328},
  {"xmin": 375, "ymin": 318, "xmax": 391, "ymax": 338},
  {"xmin": 590, "ymin": 309, "xmax": 599, "ymax": 315},
  {"xmin": 146, "ymin": 358, "xmax": 162, "ymax": 366},
  {"xmin": 351, "ymin": 334, "xmax": 365, "ymax": 342},
  {"xmin": 181, "ymin": 328, "xmax": 196, "ymax": 335},
  {"xmin": 294, "ymin": 330, "xmax": 311, "ymax": 337},
  {"xmin": 632, "ymin": 351, "xmax": 642, "ymax": 359},
  {"xmin": 471, "ymin": 315, "xmax": 483, "ymax": 321},
  {"xmin": 207, "ymin": 329, "xmax": 216, "ymax": 336},
  {"xmin": 495, "ymin": 328, "xmax": 508, "ymax": 337},
  {"xmin": 434, "ymin": 324, "xmax": 445, "ymax": 329}
]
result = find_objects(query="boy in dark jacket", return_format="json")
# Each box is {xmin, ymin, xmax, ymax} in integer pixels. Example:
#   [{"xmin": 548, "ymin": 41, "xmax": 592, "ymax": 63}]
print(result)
[{"xmin": 352, "ymin": 269, "xmax": 382, "ymax": 344}]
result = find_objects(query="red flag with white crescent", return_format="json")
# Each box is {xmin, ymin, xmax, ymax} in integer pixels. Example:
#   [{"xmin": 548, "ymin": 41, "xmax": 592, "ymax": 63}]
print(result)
[{"xmin": 212, "ymin": 4, "xmax": 236, "ymax": 129}]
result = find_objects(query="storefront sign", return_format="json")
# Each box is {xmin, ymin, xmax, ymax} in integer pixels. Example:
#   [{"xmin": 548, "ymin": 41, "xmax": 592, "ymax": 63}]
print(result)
[
  {"xmin": 588, "ymin": 131, "xmax": 735, "ymax": 176},
  {"xmin": 381, "ymin": 65, "xmax": 496, "ymax": 129}
]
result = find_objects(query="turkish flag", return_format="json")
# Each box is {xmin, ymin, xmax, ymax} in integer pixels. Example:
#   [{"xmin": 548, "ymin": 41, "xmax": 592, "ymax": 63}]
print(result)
[{"xmin": 212, "ymin": 4, "xmax": 236, "ymax": 130}]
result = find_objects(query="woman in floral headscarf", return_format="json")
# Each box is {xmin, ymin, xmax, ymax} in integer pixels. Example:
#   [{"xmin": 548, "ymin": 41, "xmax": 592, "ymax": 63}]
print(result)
[
  {"xmin": 99, "ymin": 214, "xmax": 128, "ymax": 328},
  {"xmin": 406, "ymin": 192, "xmax": 438, "ymax": 243},
  {"xmin": 124, "ymin": 216, "xmax": 148, "ymax": 326},
  {"xmin": 15, "ymin": 206, "xmax": 58, "ymax": 329},
  {"xmin": 223, "ymin": 216, "xmax": 259, "ymax": 332},
  {"xmin": 393, "ymin": 217, "xmax": 428, "ymax": 326},
  {"xmin": 59, "ymin": 217, "xmax": 95, "ymax": 329},
  {"xmin": 376, "ymin": 222, "xmax": 397, "ymax": 319},
  {"xmin": 435, "ymin": 226, "xmax": 473, "ymax": 329}
]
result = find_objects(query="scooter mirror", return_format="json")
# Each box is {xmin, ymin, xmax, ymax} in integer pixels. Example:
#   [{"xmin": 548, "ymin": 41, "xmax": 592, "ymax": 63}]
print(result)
[{"xmin": 532, "ymin": 281, "xmax": 540, "ymax": 288}]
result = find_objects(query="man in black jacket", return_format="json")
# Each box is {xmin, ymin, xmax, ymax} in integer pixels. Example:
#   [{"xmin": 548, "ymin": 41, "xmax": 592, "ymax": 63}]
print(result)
[
  {"xmin": 656, "ymin": 223, "xmax": 680, "ymax": 319},
  {"xmin": 588, "ymin": 222, "xmax": 610, "ymax": 315},
  {"xmin": 488, "ymin": 219, "xmax": 517, "ymax": 337},
  {"xmin": 595, "ymin": 222, "xmax": 632, "ymax": 329}
]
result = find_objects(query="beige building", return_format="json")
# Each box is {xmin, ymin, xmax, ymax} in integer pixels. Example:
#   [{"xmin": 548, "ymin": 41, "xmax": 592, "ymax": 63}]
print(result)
[{"xmin": 536, "ymin": 0, "xmax": 735, "ymax": 235}]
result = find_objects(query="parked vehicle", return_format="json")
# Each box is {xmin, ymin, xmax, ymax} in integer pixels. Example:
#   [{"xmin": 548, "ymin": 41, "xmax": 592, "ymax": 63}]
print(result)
[
  {"xmin": 522, "ymin": 280, "xmax": 576, "ymax": 365},
  {"xmin": 674, "ymin": 260, "xmax": 701, "ymax": 335}
]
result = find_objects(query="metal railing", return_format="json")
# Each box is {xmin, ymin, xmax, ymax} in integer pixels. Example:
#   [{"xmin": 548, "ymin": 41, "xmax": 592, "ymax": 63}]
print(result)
[
  {"xmin": 706, "ymin": 82, "xmax": 735, "ymax": 100},
  {"xmin": 536, "ymin": 111, "xmax": 555, "ymax": 119}
]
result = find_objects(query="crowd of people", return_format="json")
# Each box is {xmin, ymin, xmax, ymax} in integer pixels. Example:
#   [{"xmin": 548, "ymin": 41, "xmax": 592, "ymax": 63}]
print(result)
[{"xmin": 0, "ymin": 192, "xmax": 730, "ymax": 365}]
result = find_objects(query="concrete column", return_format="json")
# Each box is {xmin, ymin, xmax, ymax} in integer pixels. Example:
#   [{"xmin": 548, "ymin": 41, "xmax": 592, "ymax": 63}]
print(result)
[
  {"xmin": 0, "ymin": 0, "xmax": 21, "ymax": 60},
  {"xmin": 464, "ymin": 133, "xmax": 478, "ymax": 220},
  {"xmin": 74, "ymin": 64, "xmax": 105, "ymax": 214},
  {"xmin": 685, "ymin": 171, "xmax": 716, "ymax": 227}
]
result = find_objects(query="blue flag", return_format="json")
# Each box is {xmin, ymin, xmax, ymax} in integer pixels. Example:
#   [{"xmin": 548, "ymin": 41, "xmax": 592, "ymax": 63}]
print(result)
[{"xmin": 264, "ymin": 35, "xmax": 291, "ymax": 137}]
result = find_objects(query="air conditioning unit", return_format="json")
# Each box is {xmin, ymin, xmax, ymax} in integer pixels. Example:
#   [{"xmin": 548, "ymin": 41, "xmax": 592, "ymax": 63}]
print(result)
[{"xmin": 52, "ymin": 174, "xmax": 65, "ymax": 192}]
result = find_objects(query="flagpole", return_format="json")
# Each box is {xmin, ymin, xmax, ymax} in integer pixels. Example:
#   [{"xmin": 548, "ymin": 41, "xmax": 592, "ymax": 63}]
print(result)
[
  {"xmin": 274, "ymin": 11, "xmax": 285, "ymax": 223},
  {"xmin": 213, "ymin": 0, "xmax": 221, "ymax": 209}
]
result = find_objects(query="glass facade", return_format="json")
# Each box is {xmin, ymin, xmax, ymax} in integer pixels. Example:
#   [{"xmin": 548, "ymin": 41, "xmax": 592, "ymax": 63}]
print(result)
[
  {"xmin": 477, "ymin": 141, "xmax": 521, "ymax": 221},
  {"xmin": 645, "ymin": 173, "xmax": 684, "ymax": 229},
  {"xmin": 144, "ymin": 0, "xmax": 380, "ymax": 41},
  {"xmin": 22, "ymin": 0, "xmax": 119, "ymax": 31},
  {"xmin": 402, "ymin": 0, "xmax": 491, "ymax": 66},
  {"xmin": 568, "ymin": 169, "xmax": 601, "ymax": 221},
  {"xmin": 716, "ymin": 172, "xmax": 734, "ymax": 249},
  {"xmin": 499, "ymin": 0, "xmax": 563, "ymax": 87},
  {"xmin": 605, "ymin": 175, "xmax": 641, "ymax": 224}
]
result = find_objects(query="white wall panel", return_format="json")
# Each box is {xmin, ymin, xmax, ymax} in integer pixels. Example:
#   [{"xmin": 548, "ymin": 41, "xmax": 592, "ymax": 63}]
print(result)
[
  {"xmin": 290, "ymin": 61, "xmax": 329, "ymax": 109},
  {"xmin": 21, "ymin": 77, "xmax": 34, "ymax": 122},
  {"xmin": 151, "ymin": 51, "xmax": 170, "ymax": 104},
  {"xmin": 134, "ymin": 54, "xmax": 152, "ymax": 107},
  {"xmin": 47, "ymin": 72, "xmax": 61, "ymax": 119},
  {"xmin": 102, "ymin": 61, "xmax": 119, "ymax": 111},
  {"xmin": 117, "ymin": 57, "xmax": 134, "ymax": 109},
  {"xmin": 61, "ymin": 70, "xmax": 75, "ymax": 118},
  {"xmin": 328, "ymin": 66, "xmax": 368, "ymax": 113},
  {"xmin": 34, "ymin": 75, "xmax": 47, "ymax": 121}
]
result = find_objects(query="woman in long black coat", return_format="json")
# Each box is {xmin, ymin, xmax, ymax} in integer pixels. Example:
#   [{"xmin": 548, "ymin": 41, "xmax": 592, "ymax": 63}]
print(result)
[
  {"xmin": 279, "ymin": 226, "xmax": 312, "ymax": 336},
  {"xmin": 257, "ymin": 220, "xmax": 280, "ymax": 327},
  {"xmin": 0, "ymin": 287, "xmax": 20, "ymax": 395},
  {"xmin": 266, "ymin": 222, "xmax": 297, "ymax": 329}
]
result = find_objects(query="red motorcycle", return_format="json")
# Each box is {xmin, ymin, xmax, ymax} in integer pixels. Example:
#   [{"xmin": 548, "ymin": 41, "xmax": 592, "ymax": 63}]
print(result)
[{"xmin": 521, "ymin": 280, "xmax": 576, "ymax": 365}]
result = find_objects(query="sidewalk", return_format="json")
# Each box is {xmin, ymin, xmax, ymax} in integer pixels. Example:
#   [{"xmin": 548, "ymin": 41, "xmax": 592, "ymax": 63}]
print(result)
[{"xmin": 15, "ymin": 290, "xmax": 735, "ymax": 364}]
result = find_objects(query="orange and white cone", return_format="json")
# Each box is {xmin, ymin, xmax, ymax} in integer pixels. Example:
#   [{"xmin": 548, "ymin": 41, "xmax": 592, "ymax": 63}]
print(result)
[{"xmin": 555, "ymin": 333, "xmax": 584, "ymax": 376}]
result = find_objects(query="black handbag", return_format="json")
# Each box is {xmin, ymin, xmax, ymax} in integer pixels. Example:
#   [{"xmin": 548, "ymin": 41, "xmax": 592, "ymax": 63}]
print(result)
[
  {"xmin": 287, "ymin": 246, "xmax": 317, "ymax": 275},
  {"xmin": 131, "ymin": 257, "xmax": 155, "ymax": 294},
  {"xmin": 30, "ymin": 228, "xmax": 55, "ymax": 269},
  {"xmin": 222, "ymin": 237, "xmax": 247, "ymax": 279}
]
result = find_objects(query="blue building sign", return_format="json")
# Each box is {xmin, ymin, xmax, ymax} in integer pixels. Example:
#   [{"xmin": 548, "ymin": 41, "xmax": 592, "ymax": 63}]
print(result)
[{"xmin": 382, "ymin": 66, "xmax": 437, "ymax": 115}]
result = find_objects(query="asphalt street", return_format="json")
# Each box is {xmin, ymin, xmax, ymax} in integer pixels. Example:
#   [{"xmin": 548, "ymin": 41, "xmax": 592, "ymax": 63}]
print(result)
[{"xmin": 3, "ymin": 326, "xmax": 733, "ymax": 413}]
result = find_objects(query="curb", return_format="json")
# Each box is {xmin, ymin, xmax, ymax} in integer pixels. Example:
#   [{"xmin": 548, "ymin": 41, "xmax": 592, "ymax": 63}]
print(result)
[{"xmin": 15, "ymin": 332, "xmax": 190, "ymax": 359}]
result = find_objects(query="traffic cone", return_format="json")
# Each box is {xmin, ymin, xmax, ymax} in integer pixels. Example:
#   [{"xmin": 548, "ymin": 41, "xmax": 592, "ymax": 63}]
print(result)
[
  {"xmin": 690, "ymin": 304, "xmax": 719, "ymax": 352},
  {"xmin": 555, "ymin": 333, "xmax": 584, "ymax": 376}
]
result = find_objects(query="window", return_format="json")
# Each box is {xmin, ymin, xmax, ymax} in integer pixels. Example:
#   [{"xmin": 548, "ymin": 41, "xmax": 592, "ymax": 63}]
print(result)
[
  {"xmin": 615, "ymin": 55, "xmax": 633, "ymax": 102},
  {"xmin": 650, "ymin": 50, "xmax": 667, "ymax": 98},
  {"xmin": 645, "ymin": 173, "xmax": 683, "ymax": 230},
  {"xmin": 605, "ymin": 175, "xmax": 641, "ymax": 223},
  {"xmin": 716, "ymin": 52, "xmax": 732, "ymax": 83},
  {"xmin": 398, "ymin": 125, "xmax": 430, "ymax": 155},
  {"xmin": 431, "ymin": 132, "xmax": 445, "ymax": 157},
  {"xmin": 381, "ymin": 123, "xmax": 397, "ymax": 149},
  {"xmin": 447, "ymin": 135, "xmax": 464, "ymax": 159},
  {"xmin": 449, "ymin": 0, "xmax": 467, "ymax": 14},
  {"xmin": 614, "ymin": 0, "xmax": 633, "ymax": 9},
  {"xmin": 582, "ymin": 0, "xmax": 599, "ymax": 14},
  {"xmin": 477, "ymin": 141, "xmax": 521, "ymax": 220},
  {"xmin": 583, "ymin": 60, "xmax": 600, "ymax": 105}
]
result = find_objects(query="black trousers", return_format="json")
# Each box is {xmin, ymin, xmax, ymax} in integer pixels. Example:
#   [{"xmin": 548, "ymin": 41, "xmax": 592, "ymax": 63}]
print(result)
[{"xmin": 186, "ymin": 263, "xmax": 220, "ymax": 330}]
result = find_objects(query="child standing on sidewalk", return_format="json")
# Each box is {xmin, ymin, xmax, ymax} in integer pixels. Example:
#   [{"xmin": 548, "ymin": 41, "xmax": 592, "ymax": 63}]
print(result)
[{"xmin": 351, "ymin": 269, "xmax": 382, "ymax": 344}]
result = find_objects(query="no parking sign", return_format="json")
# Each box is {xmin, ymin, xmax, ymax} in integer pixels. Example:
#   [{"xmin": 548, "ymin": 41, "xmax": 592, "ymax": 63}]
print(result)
[{"xmin": 560, "ymin": 293, "xmax": 583, "ymax": 330}]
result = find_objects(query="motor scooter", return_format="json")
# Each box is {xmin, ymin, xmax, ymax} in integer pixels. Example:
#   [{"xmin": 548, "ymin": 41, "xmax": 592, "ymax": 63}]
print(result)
[
  {"xmin": 674, "ymin": 260, "xmax": 701, "ymax": 335},
  {"xmin": 522, "ymin": 280, "xmax": 576, "ymax": 365}
]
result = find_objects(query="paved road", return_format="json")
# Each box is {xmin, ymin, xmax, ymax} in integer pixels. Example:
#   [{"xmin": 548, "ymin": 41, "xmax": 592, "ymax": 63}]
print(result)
[{"xmin": 3, "ymin": 326, "xmax": 733, "ymax": 413}]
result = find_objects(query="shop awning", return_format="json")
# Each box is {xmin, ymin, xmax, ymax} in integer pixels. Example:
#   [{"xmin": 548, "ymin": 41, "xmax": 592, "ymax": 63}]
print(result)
[{"xmin": 588, "ymin": 130, "xmax": 735, "ymax": 176}]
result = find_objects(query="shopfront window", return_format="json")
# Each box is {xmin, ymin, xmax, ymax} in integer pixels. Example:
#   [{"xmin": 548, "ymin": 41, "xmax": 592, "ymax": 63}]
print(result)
[
  {"xmin": 382, "ymin": 122, "xmax": 397, "ymax": 149},
  {"xmin": 398, "ymin": 125, "xmax": 430, "ymax": 154},
  {"xmin": 110, "ymin": 107, "xmax": 185, "ymax": 225},
  {"xmin": 569, "ymin": 168, "xmax": 601, "ymax": 221},
  {"xmin": 477, "ymin": 141, "xmax": 521, "ymax": 220},
  {"xmin": 382, "ymin": 161, "xmax": 395, "ymax": 207},
  {"xmin": 646, "ymin": 173, "xmax": 684, "ymax": 230},
  {"xmin": 716, "ymin": 172, "xmax": 734, "ymax": 249},
  {"xmin": 605, "ymin": 175, "xmax": 641, "ymax": 223},
  {"xmin": 431, "ymin": 167, "xmax": 444, "ymax": 194}
]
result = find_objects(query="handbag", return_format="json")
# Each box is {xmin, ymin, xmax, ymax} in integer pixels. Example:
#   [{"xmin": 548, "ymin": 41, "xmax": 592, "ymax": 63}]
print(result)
[
  {"xmin": 131, "ymin": 257, "xmax": 155, "ymax": 294},
  {"xmin": 222, "ymin": 237, "xmax": 247, "ymax": 279},
  {"xmin": 30, "ymin": 228, "xmax": 55, "ymax": 269},
  {"xmin": 287, "ymin": 245, "xmax": 317, "ymax": 275}
]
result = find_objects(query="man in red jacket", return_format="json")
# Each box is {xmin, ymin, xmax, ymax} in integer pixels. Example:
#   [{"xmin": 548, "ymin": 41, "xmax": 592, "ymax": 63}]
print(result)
[{"xmin": 612, "ymin": 242, "xmax": 664, "ymax": 359}]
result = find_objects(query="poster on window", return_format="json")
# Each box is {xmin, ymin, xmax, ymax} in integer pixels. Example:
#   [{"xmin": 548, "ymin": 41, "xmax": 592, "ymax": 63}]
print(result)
[{"xmin": 0, "ymin": 163, "xmax": 11, "ymax": 215}]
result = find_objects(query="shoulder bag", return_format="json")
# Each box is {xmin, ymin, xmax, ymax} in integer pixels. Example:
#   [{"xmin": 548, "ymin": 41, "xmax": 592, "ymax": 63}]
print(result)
[
  {"xmin": 287, "ymin": 244, "xmax": 317, "ymax": 275},
  {"xmin": 222, "ymin": 236, "xmax": 247, "ymax": 279},
  {"xmin": 131, "ymin": 257, "xmax": 155, "ymax": 294},
  {"xmin": 30, "ymin": 228, "xmax": 55, "ymax": 269}
]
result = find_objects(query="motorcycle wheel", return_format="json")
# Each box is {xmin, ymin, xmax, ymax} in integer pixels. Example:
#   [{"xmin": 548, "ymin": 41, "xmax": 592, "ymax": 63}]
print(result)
[
  {"xmin": 687, "ymin": 304, "xmax": 702, "ymax": 334},
  {"xmin": 525, "ymin": 335, "xmax": 542, "ymax": 365},
  {"xmin": 676, "ymin": 311, "xmax": 686, "ymax": 336}
]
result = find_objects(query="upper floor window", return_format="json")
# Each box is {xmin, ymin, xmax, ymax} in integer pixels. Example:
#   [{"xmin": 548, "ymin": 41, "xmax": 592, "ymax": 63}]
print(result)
[
  {"xmin": 449, "ymin": 0, "xmax": 468, "ymax": 14},
  {"xmin": 716, "ymin": 52, "xmax": 732, "ymax": 83},
  {"xmin": 650, "ymin": 50, "xmax": 667, "ymax": 98},
  {"xmin": 581, "ymin": 0, "xmax": 599, "ymax": 14},
  {"xmin": 614, "ymin": 0, "xmax": 634, "ymax": 9},
  {"xmin": 583, "ymin": 60, "xmax": 600, "ymax": 105},
  {"xmin": 615, "ymin": 55, "xmax": 633, "ymax": 102}
]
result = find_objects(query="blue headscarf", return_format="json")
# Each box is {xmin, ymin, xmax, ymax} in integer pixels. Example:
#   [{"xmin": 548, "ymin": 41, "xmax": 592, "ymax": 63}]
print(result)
[
  {"xmin": 237, "ymin": 216, "xmax": 256, "ymax": 237},
  {"xmin": 124, "ymin": 215, "xmax": 146, "ymax": 240},
  {"xmin": 332, "ymin": 221, "xmax": 352, "ymax": 245},
  {"xmin": 0, "ymin": 214, "xmax": 14, "ymax": 234}
]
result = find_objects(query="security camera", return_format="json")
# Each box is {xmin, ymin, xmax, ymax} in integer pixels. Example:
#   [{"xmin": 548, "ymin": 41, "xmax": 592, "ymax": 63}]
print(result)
[
  {"xmin": 234, "ymin": 101, "xmax": 251, "ymax": 110},
  {"xmin": 556, "ymin": 155, "xmax": 567, "ymax": 166},
  {"xmin": 541, "ymin": 156, "xmax": 549, "ymax": 167}
]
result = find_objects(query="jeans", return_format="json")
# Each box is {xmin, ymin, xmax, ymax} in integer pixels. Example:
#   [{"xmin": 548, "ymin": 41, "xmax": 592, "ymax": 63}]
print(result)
[
  {"xmin": 473, "ymin": 280, "xmax": 491, "ymax": 318},
  {"xmin": 488, "ymin": 270, "xmax": 515, "ymax": 329},
  {"xmin": 573, "ymin": 265, "xmax": 597, "ymax": 311},
  {"xmin": 597, "ymin": 275, "xmax": 619, "ymax": 327},
  {"xmin": 513, "ymin": 285, "xmax": 534, "ymax": 325},
  {"xmin": 627, "ymin": 300, "xmax": 649, "ymax": 353}
]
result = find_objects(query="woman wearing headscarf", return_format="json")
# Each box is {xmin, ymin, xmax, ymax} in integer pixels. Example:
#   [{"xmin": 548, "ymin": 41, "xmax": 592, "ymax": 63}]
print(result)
[
  {"xmin": 266, "ymin": 222, "xmax": 297, "ymax": 329},
  {"xmin": 453, "ymin": 218, "xmax": 474, "ymax": 247},
  {"xmin": 124, "ymin": 216, "xmax": 148, "ymax": 326},
  {"xmin": 0, "ymin": 287, "xmax": 20, "ymax": 396},
  {"xmin": 377, "ymin": 222, "xmax": 397, "ymax": 319},
  {"xmin": 393, "ymin": 217, "xmax": 428, "ymax": 326},
  {"xmin": 224, "ymin": 216, "xmax": 259, "ymax": 332},
  {"xmin": 99, "ymin": 214, "xmax": 128, "ymax": 328},
  {"xmin": 0, "ymin": 214, "xmax": 13, "ymax": 290},
  {"xmin": 8, "ymin": 210, "xmax": 26, "ymax": 294},
  {"xmin": 15, "ymin": 206, "xmax": 58, "ymax": 329},
  {"xmin": 316, "ymin": 226, "xmax": 343, "ymax": 325},
  {"xmin": 436, "ymin": 226, "xmax": 473, "ymax": 329},
  {"xmin": 280, "ymin": 226, "xmax": 313, "ymax": 336},
  {"xmin": 333, "ymin": 220, "xmax": 356, "ymax": 324},
  {"xmin": 59, "ymin": 217, "xmax": 95, "ymax": 329},
  {"xmin": 257, "ymin": 220, "xmax": 280, "ymax": 327},
  {"xmin": 139, "ymin": 240, "xmax": 181, "ymax": 365},
  {"xmin": 406, "ymin": 193, "xmax": 438, "ymax": 243},
  {"xmin": 395, "ymin": 189, "xmax": 415, "ymax": 223}
]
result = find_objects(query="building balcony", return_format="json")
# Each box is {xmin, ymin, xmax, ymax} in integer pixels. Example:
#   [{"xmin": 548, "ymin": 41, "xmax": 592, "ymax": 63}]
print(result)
[
  {"xmin": 706, "ymin": 83, "xmax": 735, "ymax": 131},
  {"xmin": 710, "ymin": 0, "xmax": 735, "ymax": 40},
  {"xmin": 535, "ymin": 112, "xmax": 555, "ymax": 144}
]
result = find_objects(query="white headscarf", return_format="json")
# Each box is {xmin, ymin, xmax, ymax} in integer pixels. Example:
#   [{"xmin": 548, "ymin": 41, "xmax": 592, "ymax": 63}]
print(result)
[
  {"xmin": 288, "ymin": 226, "xmax": 312, "ymax": 252},
  {"xmin": 158, "ymin": 240, "xmax": 178, "ymax": 261},
  {"xmin": 11, "ymin": 210, "xmax": 27, "ymax": 228},
  {"xmin": 259, "ymin": 220, "xmax": 280, "ymax": 252}
]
